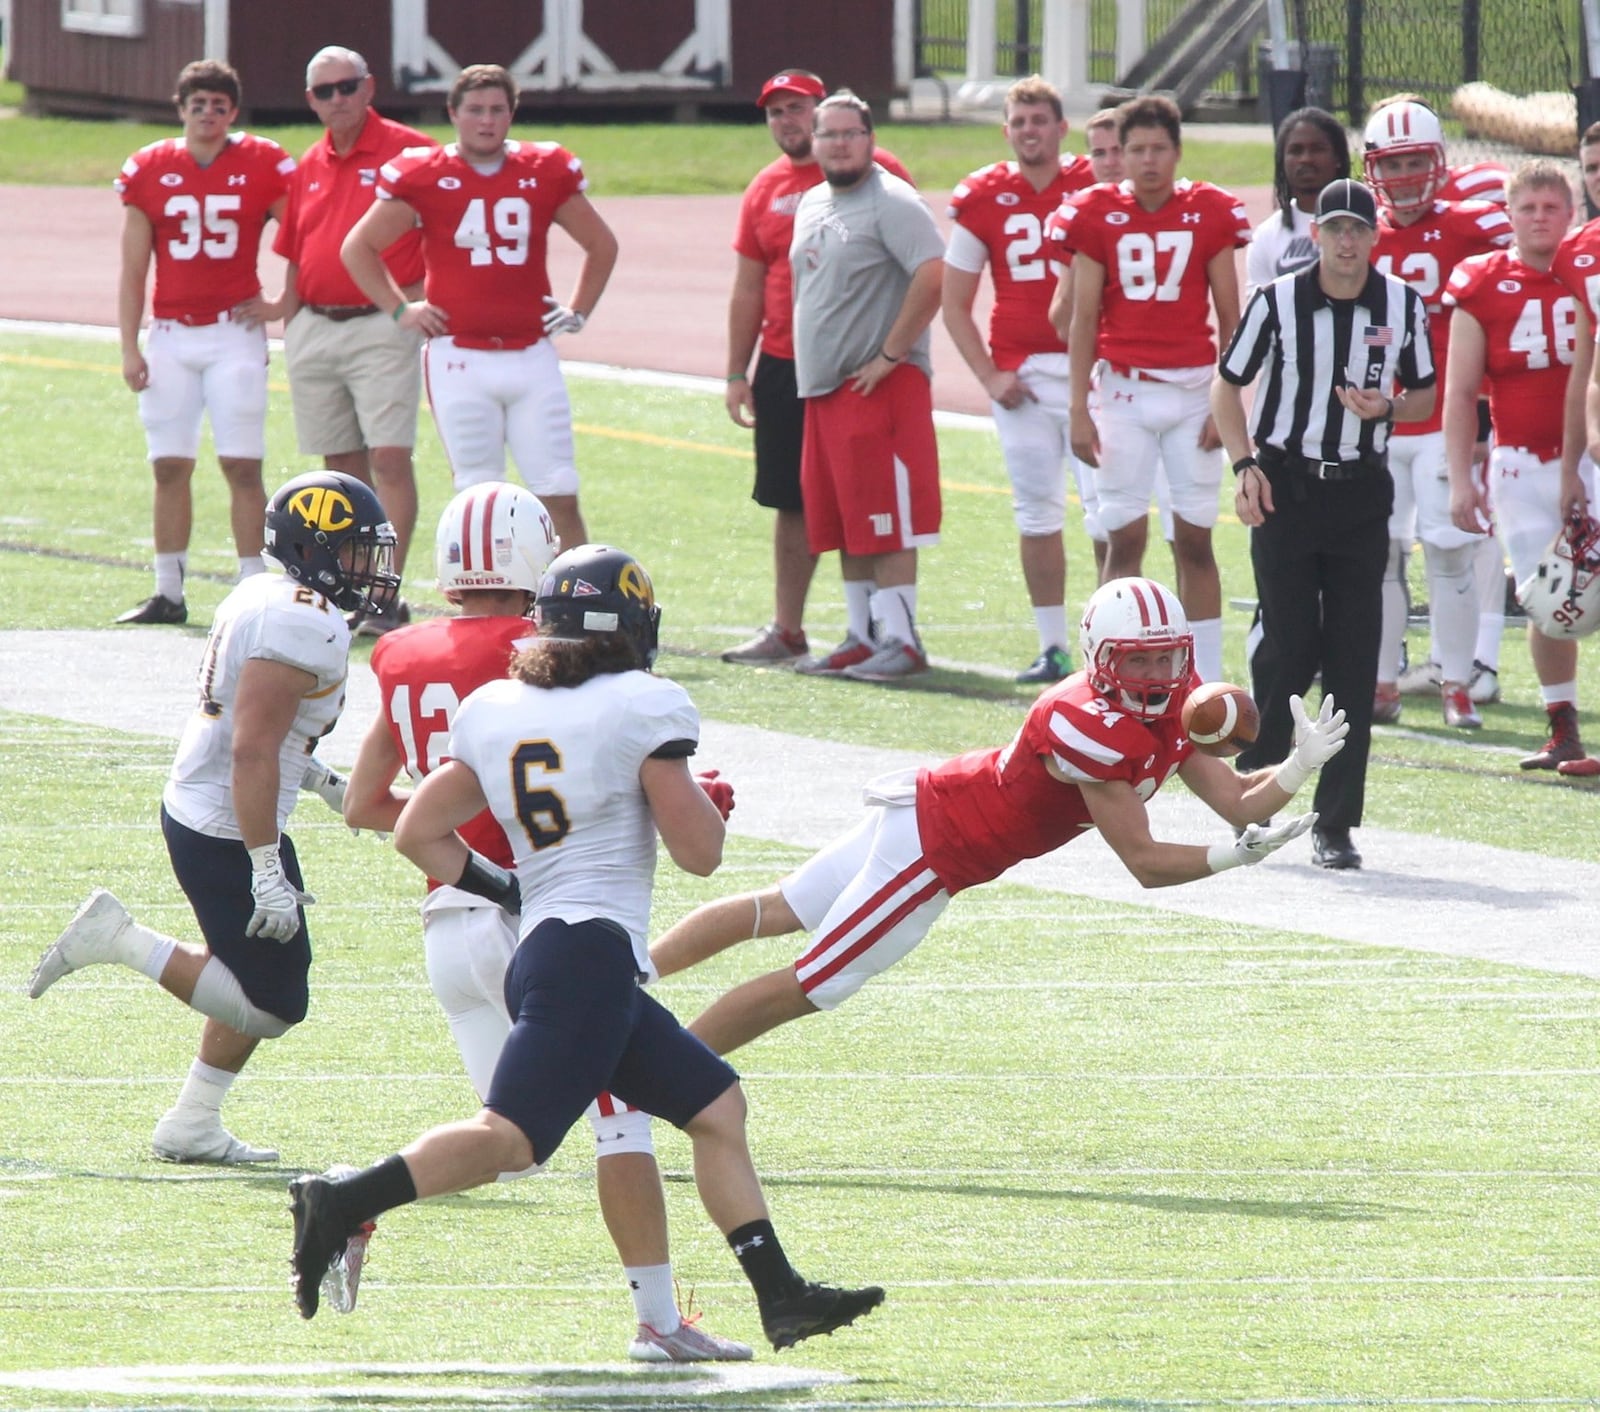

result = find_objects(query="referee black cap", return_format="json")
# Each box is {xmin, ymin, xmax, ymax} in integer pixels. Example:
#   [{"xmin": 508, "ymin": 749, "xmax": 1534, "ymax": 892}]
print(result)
[{"xmin": 1314, "ymin": 178, "xmax": 1378, "ymax": 228}]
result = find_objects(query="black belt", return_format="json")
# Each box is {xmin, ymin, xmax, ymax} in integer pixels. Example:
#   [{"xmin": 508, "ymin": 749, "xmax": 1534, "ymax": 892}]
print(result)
[
  {"xmin": 1257, "ymin": 447, "xmax": 1383, "ymax": 482},
  {"xmin": 304, "ymin": 303, "xmax": 380, "ymax": 322}
]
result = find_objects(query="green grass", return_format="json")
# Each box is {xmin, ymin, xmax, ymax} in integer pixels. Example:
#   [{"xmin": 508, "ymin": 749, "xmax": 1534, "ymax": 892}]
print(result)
[
  {"xmin": 0, "ymin": 112, "xmax": 1275, "ymax": 193},
  {"xmin": 3, "ymin": 326, "xmax": 1600, "ymax": 1409}
]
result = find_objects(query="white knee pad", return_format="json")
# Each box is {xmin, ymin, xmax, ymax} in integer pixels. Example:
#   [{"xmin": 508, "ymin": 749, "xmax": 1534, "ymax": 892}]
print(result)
[
  {"xmin": 588, "ymin": 1102, "xmax": 656, "ymax": 1158},
  {"xmin": 1422, "ymin": 541, "xmax": 1474, "ymax": 586},
  {"xmin": 190, "ymin": 957, "xmax": 293, "ymax": 1038}
]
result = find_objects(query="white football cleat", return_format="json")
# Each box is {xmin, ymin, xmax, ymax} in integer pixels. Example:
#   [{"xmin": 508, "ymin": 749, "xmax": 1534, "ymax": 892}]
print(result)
[
  {"xmin": 317, "ymin": 1164, "xmax": 375, "ymax": 1314},
  {"xmin": 152, "ymin": 1109, "xmax": 279, "ymax": 1165},
  {"xmin": 1397, "ymin": 659, "xmax": 1441, "ymax": 695},
  {"xmin": 628, "ymin": 1317, "xmax": 754, "ymax": 1363},
  {"xmin": 29, "ymin": 889, "xmax": 135, "ymax": 999}
]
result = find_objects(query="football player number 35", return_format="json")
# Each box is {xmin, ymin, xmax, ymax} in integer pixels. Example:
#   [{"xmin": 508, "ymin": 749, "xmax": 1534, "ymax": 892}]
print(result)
[
  {"xmin": 1116, "ymin": 230, "xmax": 1193, "ymax": 301},
  {"xmin": 454, "ymin": 197, "xmax": 531, "ymax": 267},
  {"xmin": 164, "ymin": 193, "xmax": 241, "ymax": 260}
]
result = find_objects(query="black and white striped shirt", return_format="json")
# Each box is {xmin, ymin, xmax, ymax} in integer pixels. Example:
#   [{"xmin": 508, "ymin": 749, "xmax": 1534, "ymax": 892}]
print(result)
[{"xmin": 1218, "ymin": 262, "xmax": 1434, "ymax": 463}]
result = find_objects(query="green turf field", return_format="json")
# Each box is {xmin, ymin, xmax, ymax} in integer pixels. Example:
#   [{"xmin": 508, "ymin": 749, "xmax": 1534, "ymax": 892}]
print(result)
[{"xmin": 1, "ymin": 325, "xmax": 1599, "ymax": 1410}]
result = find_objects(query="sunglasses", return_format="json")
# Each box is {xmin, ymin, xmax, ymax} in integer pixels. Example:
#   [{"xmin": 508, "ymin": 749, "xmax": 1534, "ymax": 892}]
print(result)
[{"xmin": 310, "ymin": 76, "xmax": 363, "ymax": 100}]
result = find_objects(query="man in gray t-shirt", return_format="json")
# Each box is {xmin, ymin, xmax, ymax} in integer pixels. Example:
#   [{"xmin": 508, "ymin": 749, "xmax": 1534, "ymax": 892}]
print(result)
[{"xmin": 787, "ymin": 92, "xmax": 946, "ymax": 683}]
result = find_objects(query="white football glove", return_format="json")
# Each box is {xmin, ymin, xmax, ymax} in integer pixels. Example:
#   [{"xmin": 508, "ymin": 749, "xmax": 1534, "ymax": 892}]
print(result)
[
  {"xmin": 1273, "ymin": 693, "xmax": 1350, "ymax": 797},
  {"xmin": 246, "ymin": 843, "xmax": 315, "ymax": 943},
  {"xmin": 1206, "ymin": 812, "xmax": 1317, "ymax": 873},
  {"xmin": 541, "ymin": 296, "xmax": 586, "ymax": 337},
  {"xmin": 302, "ymin": 757, "xmax": 348, "ymax": 815}
]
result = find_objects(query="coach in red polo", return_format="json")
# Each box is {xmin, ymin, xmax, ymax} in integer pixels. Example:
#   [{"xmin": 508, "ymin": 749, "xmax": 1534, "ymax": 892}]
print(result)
[{"xmin": 274, "ymin": 45, "xmax": 436, "ymax": 634}]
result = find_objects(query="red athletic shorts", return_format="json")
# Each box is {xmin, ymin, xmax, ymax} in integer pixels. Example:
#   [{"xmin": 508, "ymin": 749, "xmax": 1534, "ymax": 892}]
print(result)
[{"xmin": 800, "ymin": 364, "xmax": 941, "ymax": 556}]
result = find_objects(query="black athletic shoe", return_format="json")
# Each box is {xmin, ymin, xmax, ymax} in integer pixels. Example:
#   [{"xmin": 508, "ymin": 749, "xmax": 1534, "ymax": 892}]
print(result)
[
  {"xmin": 289, "ymin": 1175, "xmax": 350, "ymax": 1320},
  {"xmin": 760, "ymin": 1280, "xmax": 885, "ymax": 1350},
  {"xmin": 116, "ymin": 594, "xmax": 187, "ymax": 625}
]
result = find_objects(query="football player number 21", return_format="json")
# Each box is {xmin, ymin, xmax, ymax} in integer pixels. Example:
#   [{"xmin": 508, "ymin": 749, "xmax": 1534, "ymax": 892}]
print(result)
[
  {"xmin": 1116, "ymin": 230, "xmax": 1193, "ymax": 301},
  {"xmin": 454, "ymin": 197, "xmax": 531, "ymax": 266}
]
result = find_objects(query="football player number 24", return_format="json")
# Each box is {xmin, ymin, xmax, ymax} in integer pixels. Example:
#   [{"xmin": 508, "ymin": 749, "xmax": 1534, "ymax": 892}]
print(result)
[{"xmin": 1115, "ymin": 230, "xmax": 1193, "ymax": 301}]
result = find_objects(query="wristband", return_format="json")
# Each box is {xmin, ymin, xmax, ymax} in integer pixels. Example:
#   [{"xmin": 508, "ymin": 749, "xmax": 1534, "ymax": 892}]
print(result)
[
  {"xmin": 726, "ymin": 373, "xmax": 748, "ymax": 383},
  {"xmin": 1275, "ymin": 756, "xmax": 1312, "ymax": 798},
  {"xmin": 456, "ymin": 849, "xmax": 520, "ymax": 911},
  {"xmin": 880, "ymin": 349, "xmax": 902, "ymax": 363},
  {"xmin": 390, "ymin": 303, "xmax": 407, "ymax": 323},
  {"xmin": 1205, "ymin": 841, "xmax": 1245, "ymax": 874},
  {"xmin": 1232, "ymin": 455, "xmax": 1259, "ymax": 477}
]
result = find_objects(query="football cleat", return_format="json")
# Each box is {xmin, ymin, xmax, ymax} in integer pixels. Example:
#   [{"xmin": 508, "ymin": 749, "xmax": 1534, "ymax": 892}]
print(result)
[
  {"xmin": 722, "ymin": 622, "xmax": 808, "ymax": 665},
  {"xmin": 116, "ymin": 594, "xmax": 187, "ymax": 626},
  {"xmin": 1468, "ymin": 661, "xmax": 1500, "ymax": 704},
  {"xmin": 1557, "ymin": 755, "xmax": 1600, "ymax": 778},
  {"xmin": 289, "ymin": 1174, "xmax": 352, "ymax": 1320},
  {"xmin": 760, "ymin": 1279, "xmax": 885, "ymax": 1350},
  {"xmin": 1520, "ymin": 703, "xmax": 1584, "ymax": 770},
  {"xmin": 1372, "ymin": 684, "xmax": 1402, "ymax": 725},
  {"xmin": 1396, "ymin": 659, "xmax": 1441, "ymax": 695},
  {"xmin": 29, "ymin": 889, "xmax": 135, "ymax": 998},
  {"xmin": 628, "ymin": 1317, "xmax": 754, "ymax": 1363},
  {"xmin": 1441, "ymin": 685, "xmax": 1481, "ymax": 730},
  {"xmin": 152, "ymin": 1109, "xmax": 279, "ymax": 1165},
  {"xmin": 842, "ymin": 635, "xmax": 928, "ymax": 683},
  {"xmin": 1016, "ymin": 645, "xmax": 1072, "ymax": 684},
  {"xmin": 795, "ymin": 633, "xmax": 873, "ymax": 676}
]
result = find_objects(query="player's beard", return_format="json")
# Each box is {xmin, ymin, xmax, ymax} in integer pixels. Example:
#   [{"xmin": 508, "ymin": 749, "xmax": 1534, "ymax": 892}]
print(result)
[
  {"xmin": 822, "ymin": 158, "xmax": 871, "ymax": 189},
  {"xmin": 776, "ymin": 129, "xmax": 813, "ymax": 161}
]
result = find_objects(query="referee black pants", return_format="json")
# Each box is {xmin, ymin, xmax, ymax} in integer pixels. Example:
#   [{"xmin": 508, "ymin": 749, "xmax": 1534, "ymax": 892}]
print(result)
[{"xmin": 1237, "ymin": 465, "xmax": 1392, "ymax": 831}]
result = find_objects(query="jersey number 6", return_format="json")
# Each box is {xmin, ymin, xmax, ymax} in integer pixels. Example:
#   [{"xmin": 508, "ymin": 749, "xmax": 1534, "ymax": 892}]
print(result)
[{"xmin": 512, "ymin": 739, "xmax": 570, "ymax": 849}]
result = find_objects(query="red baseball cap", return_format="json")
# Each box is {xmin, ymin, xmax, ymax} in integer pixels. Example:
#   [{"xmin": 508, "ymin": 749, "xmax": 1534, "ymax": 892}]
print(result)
[{"xmin": 758, "ymin": 71, "xmax": 825, "ymax": 107}]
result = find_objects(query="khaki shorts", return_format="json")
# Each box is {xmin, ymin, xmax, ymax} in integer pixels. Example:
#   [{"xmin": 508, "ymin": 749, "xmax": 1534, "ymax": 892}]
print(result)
[{"xmin": 284, "ymin": 307, "xmax": 423, "ymax": 455}]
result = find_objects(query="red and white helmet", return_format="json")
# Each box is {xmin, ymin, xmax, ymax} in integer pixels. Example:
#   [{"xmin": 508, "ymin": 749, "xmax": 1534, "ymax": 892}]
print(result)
[
  {"xmin": 1516, "ymin": 513, "xmax": 1600, "ymax": 640},
  {"xmin": 1078, "ymin": 577, "xmax": 1192, "ymax": 720},
  {"xmin": 434, "ymin": 482, "xmax": 559, "ymax": 600},
  {"xmin": 1363, "ymin": 101, "xmax": 1448, "ymax": 212}
]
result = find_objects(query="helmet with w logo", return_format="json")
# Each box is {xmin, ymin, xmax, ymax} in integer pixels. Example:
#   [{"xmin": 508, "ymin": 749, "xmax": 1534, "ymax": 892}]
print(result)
[
  {"xmin": 535, "ymin": 545, "xmax": 662, "ymax": 668},
  {"xmin": 263, "ymin": 470, "xmax": 400, "ymax": 616},
  {"xmin": 1362, "ymin": 99, "xmax": 1448, "ymax": 212},
  {"xmin": 1079, "ymin": 577, "xmax": 1192, "ymax": 719},
  {"xmin": 1517, "ymin": 512, "xmax": 1600, "ymax": 640}
]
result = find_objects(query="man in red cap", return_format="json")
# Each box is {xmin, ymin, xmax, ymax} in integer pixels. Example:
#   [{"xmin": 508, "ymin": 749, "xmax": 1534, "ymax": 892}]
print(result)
[{"xmin": 720, "ymin": 71, "xmax": 912, "ymax": 665}]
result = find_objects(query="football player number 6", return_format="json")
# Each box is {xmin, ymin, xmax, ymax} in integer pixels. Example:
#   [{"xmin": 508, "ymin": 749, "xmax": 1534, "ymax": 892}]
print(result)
[
  {"xmin": 511, "ymin": 741, "xmax": 570, "ymax": 850},
  {"xmin": 1116, "ymin": 230, "xmax": 1193, "ymax": 301},
  {"xmin": 454, "ymin": 197, "xmax": 531, "ymax": 267}
]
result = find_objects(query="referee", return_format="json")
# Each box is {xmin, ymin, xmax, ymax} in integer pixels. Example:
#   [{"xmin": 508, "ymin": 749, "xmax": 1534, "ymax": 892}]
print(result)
[{"xmin": 1210, "ymin": 179, "xmax": 1435, "ymax": 871}]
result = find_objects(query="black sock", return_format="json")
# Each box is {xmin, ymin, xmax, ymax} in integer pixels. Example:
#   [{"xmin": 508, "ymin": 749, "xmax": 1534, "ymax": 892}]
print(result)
[
  {"xmin": 727, "ymin": 1219, "xmax": 802, "ymax": 1305},
  {"xmin": 333, "ymin": 1154, "xmax": 417, "ymax": 1228}
]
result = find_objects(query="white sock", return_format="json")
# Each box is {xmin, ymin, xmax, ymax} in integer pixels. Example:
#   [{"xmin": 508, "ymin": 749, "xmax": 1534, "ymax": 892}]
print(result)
[
  {"xmin": 1190, "ymin": 617, "xmax": 1222, "ymax": 682},
  {"xmin": 1033, "ymin": 604, "xmax": 1069, "ymax": 654},
  {"xmin": 135, "ymin": 932, "xmax": 177, "ymax": 981},
  {"xmin": 237, "ymin": 555, "xmax": 266, "ymax": 580},
  {"xmin": 870, "ymin": 585, "xmax": 917, "ymax": 645},
  {"xmin": 154, "ymin": 552, "xmax": 186, "ymax": 602},
  {"xmin": 1541, "ymin": 680, "xmax": 1578, "ymax": 708},
  {"xmin": 1475, "ymin": 614, "xmax": 1502, "ymax": 670},
  {"xmin": 170, "ymin": 1059, "xmax": 236, "ymax": 1120},
  {"xmin": 843, "ymin": 580, "xmax": 874, "ymax": 643},
  {"xmin": 626, "ymin": 1263, "xmax": 681, "ymax": 1332}
]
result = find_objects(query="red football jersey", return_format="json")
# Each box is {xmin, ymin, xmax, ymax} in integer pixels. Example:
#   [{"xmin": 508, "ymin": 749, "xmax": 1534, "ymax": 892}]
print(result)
[
  {"xmin": 378, "ymin": 141, "xmax": 586, "ymax": 345},
  {"xmin": 1438, "ymin": 162, "xmax": 1510, "ymax": 206},
  {"xmin": 1444, "ymin": 250, "xmax": 1578, "ymax": 460},
  {"xmin": 732, "ymin": 147, "xmax": 912, "ymax": 361},
  {"xmin": 1373, "ymin": 200, "xmax": 1512, "ymax": 436},
  {"xmin": 116, "ymin": 133, "xmax": 294, "ymax": 320},
  {"xmin": 914, "ymin": 673, "xmax": 1194, "ymax": 895},
  {"xmin": 945, "ymin": 155, "xmax": 1097, "ymax": 368},
  {"xmin": 1552, "ymin": 218, "xmax": 1600, "ymax": 323},
  {"xmin": 370, "ymin": 615, "xmax": 533, "ymax": 883},
  {"xmin": 1048, "ymin": 178, "xmax": 1251, "ymax": 368}
]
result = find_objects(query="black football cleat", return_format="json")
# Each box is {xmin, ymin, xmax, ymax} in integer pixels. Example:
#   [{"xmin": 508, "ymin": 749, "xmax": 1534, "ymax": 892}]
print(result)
[
  {"xmin": 116, "ymin": 594, "xmax": 187, "ymax": 625},
  {"xmin": 289, "ymin": 1174, "xmax": 350, "ymax": 1320},
  {"xmin": 761, "ymin": 1280, "xmax": 885, "ymax": 1350}
]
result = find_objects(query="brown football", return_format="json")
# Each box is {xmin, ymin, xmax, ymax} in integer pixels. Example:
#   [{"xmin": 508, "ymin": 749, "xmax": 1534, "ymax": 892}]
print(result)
[{"xmin": 1181, "ymin": 681, "xmax": 1260, "ymax": 757}]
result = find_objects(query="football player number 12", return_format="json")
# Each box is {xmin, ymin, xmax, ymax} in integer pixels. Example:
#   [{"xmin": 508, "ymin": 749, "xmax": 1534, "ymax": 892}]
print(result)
[{"xmin": 453, "ymin": 197, "xmax": 531, "ymax": 267}]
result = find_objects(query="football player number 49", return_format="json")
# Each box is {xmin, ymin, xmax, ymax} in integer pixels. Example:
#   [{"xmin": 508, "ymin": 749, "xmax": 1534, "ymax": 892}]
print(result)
[{"xmin": 453, "ymin": 197, "xmax": 531, "ymax": 267}]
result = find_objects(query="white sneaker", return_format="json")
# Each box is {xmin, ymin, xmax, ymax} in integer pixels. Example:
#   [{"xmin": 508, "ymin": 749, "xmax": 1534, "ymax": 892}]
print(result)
[
  {"xmin": 29, "ymin": 889, "xmax": 134, "ymax": 998},
  {"xmin": 840, "ymin": 635, "xmax": 928, "ymax": 682},
  {"xmin": 628, "ymin": 1317, "xmax": 754, "ymax": 1362},
  {"xmin": 1468, "ymin": 661, "xmax": 1500, "ymax": 704},
  {"xmin": 152, "ymin": 1109, "xmax": 279, "ymax": 1165},
  {"xmin": 1397, "ymin": 659, "xmax": 1441, "ymax": 695}
]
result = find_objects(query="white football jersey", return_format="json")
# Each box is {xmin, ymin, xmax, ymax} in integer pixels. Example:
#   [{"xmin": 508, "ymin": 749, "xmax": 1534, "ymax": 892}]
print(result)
[
  {"xmin": 448, "ymin": 670, "xmax": 700, "ymax": 970},
  {"xmin": 162, "ymin": 573, "xmax": 350, "ymax": 839}
]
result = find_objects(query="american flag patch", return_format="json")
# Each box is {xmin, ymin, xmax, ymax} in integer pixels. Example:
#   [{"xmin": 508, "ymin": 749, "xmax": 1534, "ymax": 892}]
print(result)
[{"xmin": 1363, "ymin": 325, "xmax": 1394, "ymax": 346}]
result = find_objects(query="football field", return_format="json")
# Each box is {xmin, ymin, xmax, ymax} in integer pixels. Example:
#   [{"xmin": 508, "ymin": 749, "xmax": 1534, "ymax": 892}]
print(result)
[{"xmin": 2, "ymin": 323, "xmax": 1600, "ymax": 1410}]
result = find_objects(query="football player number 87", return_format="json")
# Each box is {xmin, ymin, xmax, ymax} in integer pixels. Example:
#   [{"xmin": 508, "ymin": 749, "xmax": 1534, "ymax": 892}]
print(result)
[
  {"xmin": 512, "ymin": 740, "xmax": 570, "ymax": 850},
  {"xmin": 1116, "ymin": 230, "xmax": 1192, "ymax": 301}
]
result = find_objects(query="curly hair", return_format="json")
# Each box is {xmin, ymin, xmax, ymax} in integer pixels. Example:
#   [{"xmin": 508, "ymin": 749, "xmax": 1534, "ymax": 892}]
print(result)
[{"xmin": 510, "ymin": 634, "xmax": 642, "ymax": 689}]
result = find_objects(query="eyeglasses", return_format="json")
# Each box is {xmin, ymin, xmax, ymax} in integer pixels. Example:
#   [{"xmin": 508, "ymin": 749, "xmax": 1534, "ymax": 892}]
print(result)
[
  {"xmin": 310, "ymin": 77, "xmax": 364, "ymax": 101},
  {"xmin": 813, "ymin": 128, "xmax": 870, "ymax": 143}
]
